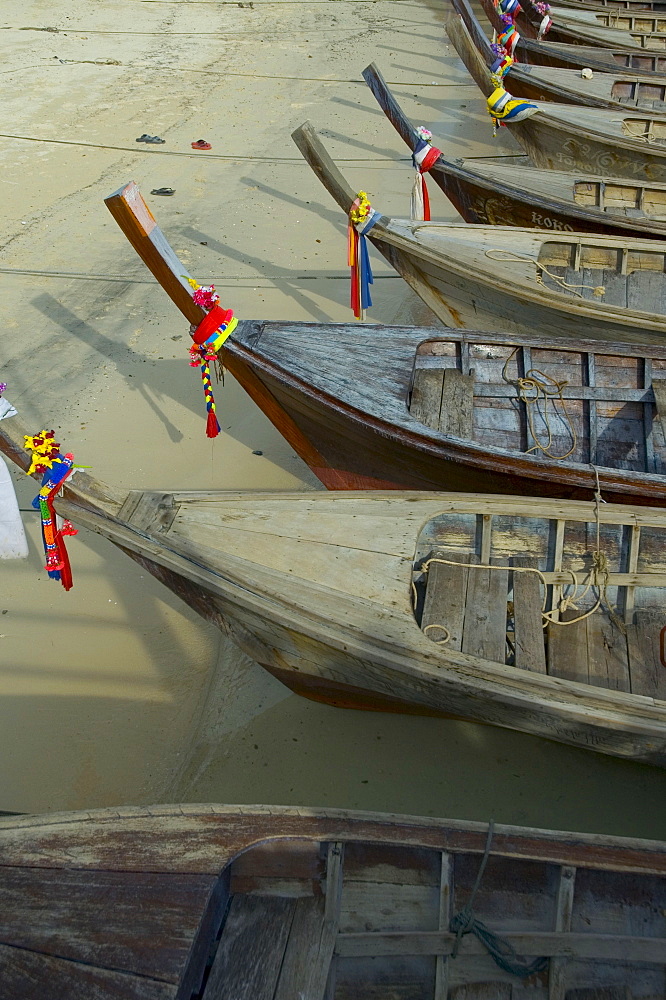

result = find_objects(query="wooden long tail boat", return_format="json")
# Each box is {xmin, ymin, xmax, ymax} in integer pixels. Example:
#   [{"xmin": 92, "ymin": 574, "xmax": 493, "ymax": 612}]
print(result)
[
  {"xmin": 3, "ymin": 804, "xmax": 665, "ymax": 998},
  {"xmin": 539, "ymin": 4, "xmax": 666, "ymax": 49},
  {"xmin": 556, "ymin": 0, "xmax": 666, "ymax": 10},
  {"xmin": 451, "ymin": 0, "xmax": 666, "ymax": 112},
  {"xmin": 477, "ymin": 0, "xmax": 666, "ymax": 72},
  {"xmin": 364, "ymin": 59, "xmax": 666, "ymax": 240},
  {"xmin": 103, "ymin": 182, "xmax": 666, "ymax": 505},
  {"xmin": 447, "ymin": 14, "xmax": 666, "ymax": 183},
  {"xmin": 1, "ymin": 407, "xmax": 665, "ymax": 762},
  {"xmin": 293, "ymin": 120, "xmax": 666, "ymax": 343}
]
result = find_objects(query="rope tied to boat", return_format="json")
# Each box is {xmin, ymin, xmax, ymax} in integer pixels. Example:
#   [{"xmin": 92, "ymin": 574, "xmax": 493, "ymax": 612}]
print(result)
[
  {"xmin": 484, "ymin": 249, "xmax": 606, "ymax": 299},
  {"xmin": 501, "ymin": 346, "xmax": 577, "ymax": 460},
  {"xmin": 449, "ymin": 820, "xmax": 549, "ymax": 978},
  {"xmin": 348, "ymin": 192, "xmax": 380, "ymax": 320},
  {"xmin": 622, "ymin": 121, "xmax": 660, "ymax": 145},
  {"xmin": 416, "ymin": 470, "xmax": 625, "ymax": 639},
  {"xmin": 410, "ymin": 127, "xmax": 441, "ymax": 221}
]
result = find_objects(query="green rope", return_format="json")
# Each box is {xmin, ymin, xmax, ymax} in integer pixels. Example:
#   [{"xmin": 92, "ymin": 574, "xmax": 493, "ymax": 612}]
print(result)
[{"xmin": 449, "ymin": 820, "xmax": 549, "ymax": 979}]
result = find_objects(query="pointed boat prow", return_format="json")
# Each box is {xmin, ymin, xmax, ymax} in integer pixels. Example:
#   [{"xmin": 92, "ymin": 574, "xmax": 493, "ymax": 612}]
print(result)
[
  {"xmin": 291, "ymin": 122, "xmax": 365, "ymax": 215},
  {"xmin": 445, "ymin": 15, "xmax": 497, "ymax": 99},
  {"xmin": 104, "ymin": 182, "xmax": 205, "ymax": 327}
]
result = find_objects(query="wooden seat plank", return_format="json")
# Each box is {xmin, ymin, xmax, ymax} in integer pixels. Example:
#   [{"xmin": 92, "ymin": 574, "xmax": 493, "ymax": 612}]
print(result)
[
  {"xmin": 564, "ymin": 989, "xmax": 633, "ymax": 1000},
  {"xmin": 462, "ymin": 561, "xmax": 509, "ymax": 664},
  {"xmin": 626, "ymin": 609, "xmax": 666, "ymax": 699},
  {"xmin": 410, "ymin": 369, "xmax": 444, "ymax": 430},
  {"xmin": 203, "ymin": 894, "xmax": 296, "ymax": 1000},
  {"xmin": 0, "ymin": 942, "xmax": 175, "ymax": 1000},
  {"xmin": 512, "ymin": 557, "xmax": 547, "ymax": 673},
  {"xmin": 0, "ymin": 867, "xmax": 217, "ymax": 984},
  {"xmin": 421, "ymin": 552, "xmax": 469, "ymax": 651},
  {"xmin": 548, "ymin": 610, "xmax": 589, "ymax": 684},
  {"xmin": 438, "ymin": 368, "xmax": 474, "ymax": 438},
  {"xmin": 450, "ymin": 986, "xmax": 512, "ymax": 1000},
  {"xmin": 586, "ymin": 615, "xmax": 631, "ymax": 692},
  {"xmin": 274, "ymin": 896, "xmax": 329, "ymax": 1000}
]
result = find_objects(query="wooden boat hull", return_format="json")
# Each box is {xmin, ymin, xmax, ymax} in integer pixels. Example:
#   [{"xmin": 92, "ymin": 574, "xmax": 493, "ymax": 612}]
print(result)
[
  {"xmin": 451, "ymin": 0, "xmax": 666, "ymax": 111},
  {"xmin": 111, "ymin": 498, "xmax": 666, "ymax": 765},
  {"xmin": 364, "ymin": 59, "xmax": 666, "ymax": 239},
  {"xmin": 227, "ymin": 323, "xmax": 666, "ymax": 505},
  {"xmin": 0, "ymin": 402, "xmax": 664, "ymax": 763},
  {"xmin": 478, "ymin": 0, "xmax": 666, "ymax": 71},
  {"xmin": 2, "ymin": 805, "xmax": 664, "ymax": 998}
]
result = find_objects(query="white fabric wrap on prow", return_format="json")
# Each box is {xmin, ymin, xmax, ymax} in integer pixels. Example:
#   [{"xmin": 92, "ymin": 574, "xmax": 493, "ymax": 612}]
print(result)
[{"xmin": 0, "ymin": 455, "xmax": 28, "ymax": 559}]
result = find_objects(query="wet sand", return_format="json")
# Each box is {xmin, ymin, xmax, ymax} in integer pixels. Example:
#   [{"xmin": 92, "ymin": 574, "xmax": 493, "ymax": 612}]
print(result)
[{"xmin": 1, "ymin": 0, "xmax": 665, "ymax": 834}]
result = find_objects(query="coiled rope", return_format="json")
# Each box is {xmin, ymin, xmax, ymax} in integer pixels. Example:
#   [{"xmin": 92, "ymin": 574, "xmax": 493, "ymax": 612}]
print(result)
[
  {"xmin": 449, "ymin": 820, "xmax": 549, "ymax": 978},
  {"xmin": 484, "ymin": 248, "xmax": 606, "ymax": 299},
  {"xmin": 415, "ymin": 469, "xmax": 625, "ymax": 639},
  {"xmin": 501, "ymin": 346, "xmax": 577, "ymax": 460}
]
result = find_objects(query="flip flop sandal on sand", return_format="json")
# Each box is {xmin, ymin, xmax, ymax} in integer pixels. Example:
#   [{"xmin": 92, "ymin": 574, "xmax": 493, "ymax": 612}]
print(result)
[
  {"xmin": 144, "ymin": 135, "xmax": 166, "ymax": 144},
  {"xmin": 191, "ymin": 139, "xmax": 212, "ymax": 150},
  {"xmin": 136, "ymin": 134, "xmax": 151, "ymax": 142},
  {"xmin": 151, "ymin": 187, "xmax": 175, "ymax": 196}
]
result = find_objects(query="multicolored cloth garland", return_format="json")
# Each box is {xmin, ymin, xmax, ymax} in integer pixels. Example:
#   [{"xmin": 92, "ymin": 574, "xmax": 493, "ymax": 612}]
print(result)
[
  {"xmin": 348, "ymin": 192, "xmax": 380, "ymax": 320},
  {"xmin": 24, "ymin": 430, "xmax": 78, "ymax": 590},
  {"xmin": 184, "ymin": 279, "xmax": 238, "ymax": 438},
  {"xmin": 411, "ymin": 127, "xmax": 442, "ymax": 221},
  {"xmin": 490, "ymin": 42, "xmax": 514, "ymax": 82},
  {"xmin": 487, "ymin": 86, "xmax": 539, "ymax": 132},
  {"xmin": 534, "ymin": 1, "xmax": 552, "ymax": 37}
]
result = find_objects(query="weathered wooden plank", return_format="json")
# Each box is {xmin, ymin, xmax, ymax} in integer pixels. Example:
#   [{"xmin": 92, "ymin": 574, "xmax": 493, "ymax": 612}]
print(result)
[
  {"xmin": 462, "ymin": 561, "xmax": 509, "ymax": 664},
  {"xmin": 120, "ymin": 492, "xmax": 177, "ymax": 534},
  {"xmin": 438, "ymin": 368, "xmax": 474, "ymax": 439},
  {"xmin": 274, "ymin": 897, "xmax": 328, "ymax": 1000},
  {"xmin": 203, "ymin": 895, "xmax": 296, "ymax": 1000},
  {"xmin": 548, "ymin": 610, "xmax": 589, "ymax": 684},
  {"xmin": 450, "ymin": 986, "xmax": 512, "ymax": 1000},
  {"xmin": 512, "ymin": 557, "xmax": 547, "ymax": 673},
  {"xmin": 410, "ymin": 369, "xmax": 444, "ymax": 431},
  {"xmin": 0, "ymin": 941, "xmax": 176, "ymax": 1000},
  {"xmin": 626, "ymin": 609, "xmax": 666, "ymax": 699},
  {"xmin": 549, "ymin": 866, "xmax": 577, "ymax": 1000},
  {"xmin": 586, "ymin": 615, "xmax": 631, "ymax": 693},
  {"xmin": 588, "ymin": 353, "xmax": 599, "ymax": 465},
  {"xmin": 334, "ymin": 930, "xmax": 666, "ymax": 961},
  {"xmin": 0, "ymin": 867, "xmax": 217, "ymax": 984},
  {"xmin": 564, "ymin": 989, "xmax": 633, "ymax": 1000},
  {"xmin": 434, "ymin": 853, "xmax": 453, "ymax": 1000},
  {"xmin": 421, "ymin": 552, "xmax": 469, "ymax": 651},
  {"xmin": 307, "ymin": 842, "xmax": 344, "ymax": 1000}
]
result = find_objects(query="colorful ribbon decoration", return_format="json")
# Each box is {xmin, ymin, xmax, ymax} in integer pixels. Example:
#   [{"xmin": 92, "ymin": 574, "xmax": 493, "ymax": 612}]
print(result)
[
  {"xmin": 348, "ymin": 193, "xmax": 380, "ymax": 320},
  {"xmin": 534, "ymin": 0, "xmax": 552, "ymax": 37},
  {"xmin": 24, "ymin": 431, "xmax": 78, "ymax": 590},
  {"xmin": 185, "ymin": 279, "xmax": 238, "ymax": 438},
  {"xmin": 487, "ymin": 86, "xmax": 539, "ymax": 132},
  {"xmin": 411, "ymin": 127, "xmax": 442, "ymax": 221},
  {"xmin": 490, "ymin": 41, "xmax": 514, "ymax": 81}
]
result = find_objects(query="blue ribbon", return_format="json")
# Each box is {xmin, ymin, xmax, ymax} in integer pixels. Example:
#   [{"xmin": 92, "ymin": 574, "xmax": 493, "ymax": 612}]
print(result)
[{"xmin": 358, "ymin": 211, "xmax": 379, "ymax": 312}]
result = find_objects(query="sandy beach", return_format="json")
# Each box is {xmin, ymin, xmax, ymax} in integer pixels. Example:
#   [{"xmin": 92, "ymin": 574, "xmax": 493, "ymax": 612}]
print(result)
[{"xmin": 2, "ymin": 0, "xmax": 666, "ymax": 833}]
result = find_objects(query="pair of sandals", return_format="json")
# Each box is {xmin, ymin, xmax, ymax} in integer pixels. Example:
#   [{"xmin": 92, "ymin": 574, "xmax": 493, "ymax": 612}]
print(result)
[{"xmin": 136, "ymin": 134, "xmax": 165, "ymax": 144}]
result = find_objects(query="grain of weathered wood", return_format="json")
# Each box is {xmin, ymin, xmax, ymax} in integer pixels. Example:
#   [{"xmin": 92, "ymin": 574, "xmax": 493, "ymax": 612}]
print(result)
[
  {"xmin": 203, "ymin": 895, "xmax": 296, "ymax": 1000},
  {"xmin": 564, "ymin": 989, "xmax": 633, "ymax": 1000},
  {"xmin": 421, "ymin": 552, "xmax": 469, "ymax": 652},
  {"xmin": 586, "ymin": 615, "xmax": 631, "ymax": 693},
  {"xmin": 0, "ymin": 867, "xmax": 217, "ymax": 983},
  {"xmin": 462, "ymin": 561, "xmax": 509, "ymax": 664},
  {"xmin": 450, "ymin": 986, "xmax": 512, "ymax": 1000},
  {"xmin": 439, "ymin": 368, "xmax": 474, "ymax": 438},
  {"xmin": 274, "ymin": 897, "xmax": 328, "ymax": 1000},
  {"xmin": 410, "ymin": 369, "xmax": 444, "ymax": 431},
  {"xmin": 548, "ymin": 610, "xmax": 590, "ymax": 684},
  {"xmin": 549, "ymin": 866, "xmax": 577, "ymax": 1000},
  {"xmin": 512, "ymin": 557, "xmax": 547, "ymax": 673},
  {"xmin": 0, "ymin": 942, "xmax": 176, "ymax": 1000},
  {"xmin": 434, "ymin": 853, "xmax": 453, "ymax": 1000},
  {"xmin": 626, "ymin": 609, "xmax": 666, "ymax": 698}
]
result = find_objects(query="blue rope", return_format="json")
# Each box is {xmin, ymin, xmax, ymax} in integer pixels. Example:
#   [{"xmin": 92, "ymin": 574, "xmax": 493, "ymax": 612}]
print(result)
[{"xmin": 449, "ymin": 820, "xmax": 549, "ymax": 979}]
